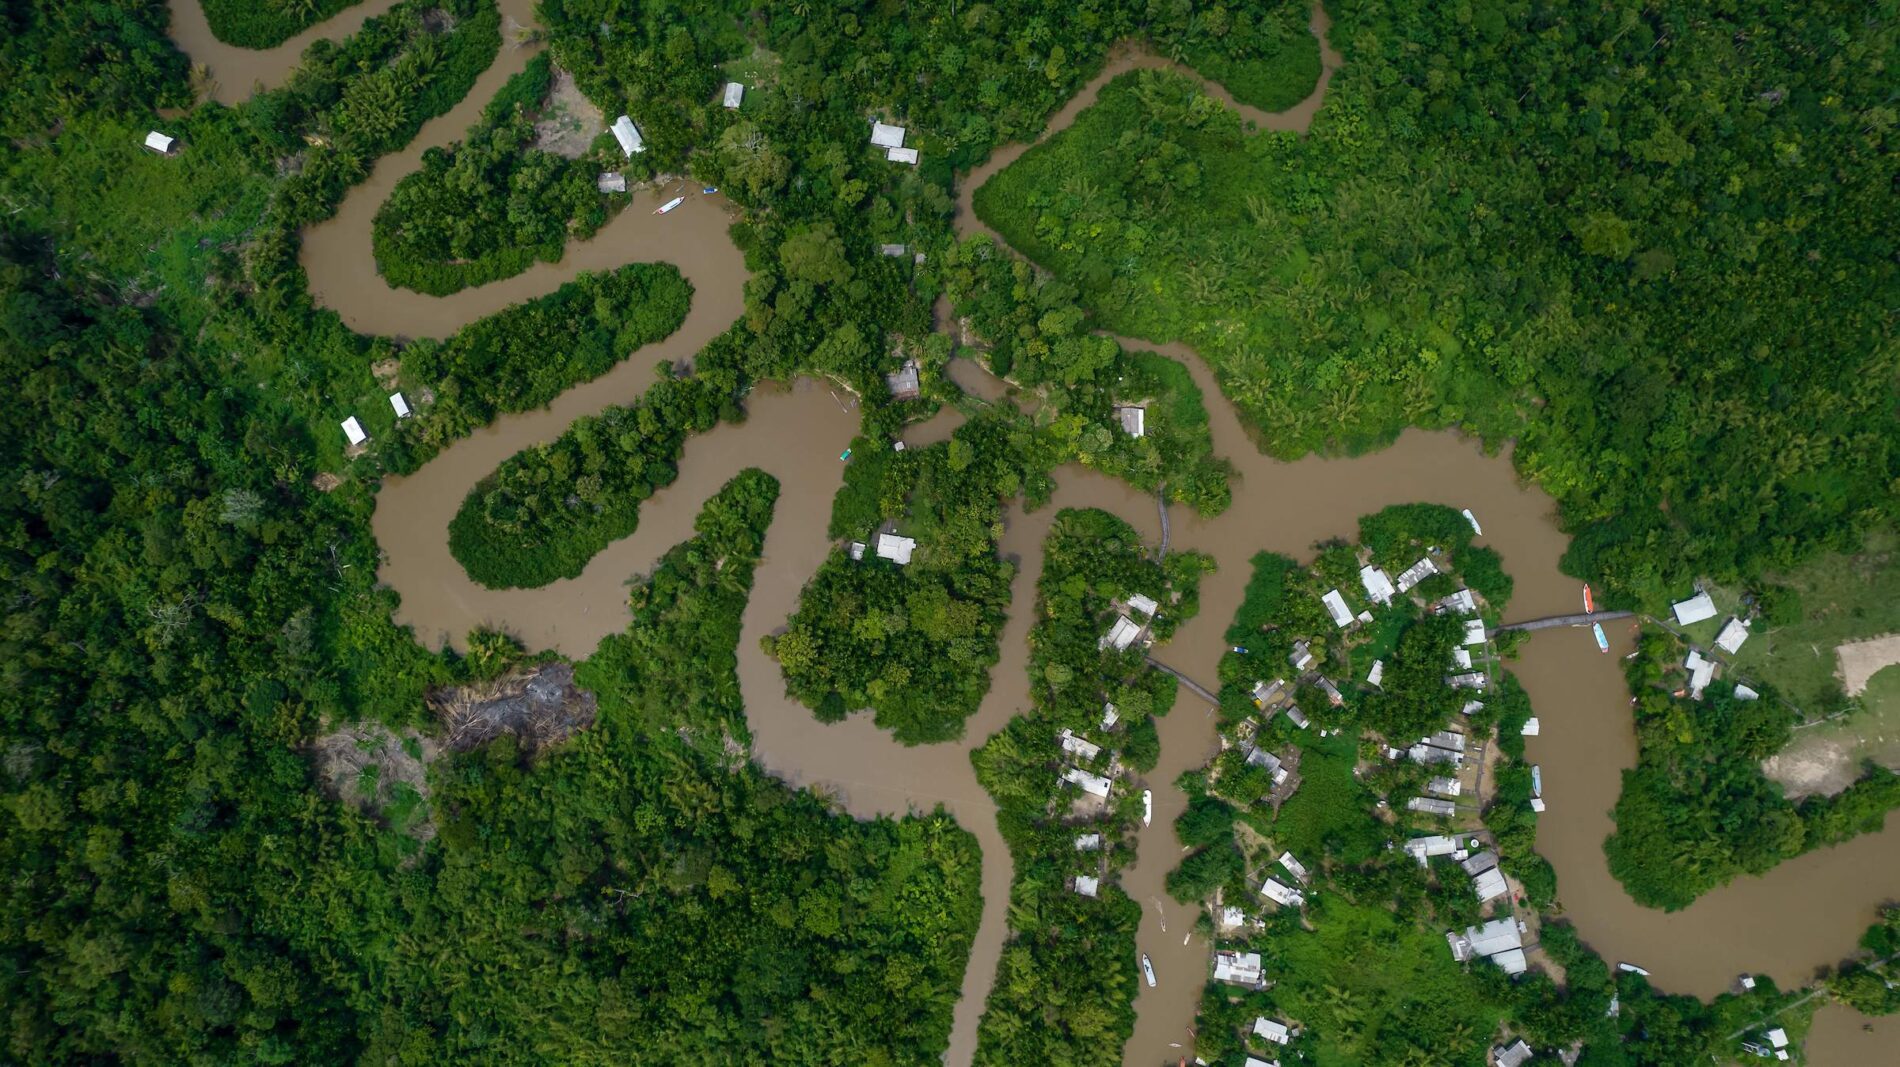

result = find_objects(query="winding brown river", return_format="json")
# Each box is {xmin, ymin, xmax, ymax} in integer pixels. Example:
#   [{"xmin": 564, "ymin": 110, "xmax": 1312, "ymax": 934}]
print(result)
[{"xmin": 165, "ymin": 2, "xmax": 1899, "ymax": 1062}]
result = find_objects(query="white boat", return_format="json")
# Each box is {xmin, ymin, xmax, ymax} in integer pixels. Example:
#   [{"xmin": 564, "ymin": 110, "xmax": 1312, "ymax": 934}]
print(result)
[
  {"xmin": 1531, "ymin": 765, "xmax": 1543, "ymax": 798},
  {"xmin": 1618, "ymin": 962, "xmax": 1650, "ymax": 977},
  {"xmin": 655, "ymin": 195, "xmax": 685, "ymax": 214},
  {"xmin": 1141, "ymin": 789, "xmax": 1153, "ymax": 827},
  {"xmin": 1140, "ymin": 954, "xmax": 1157, "ymax": 987},
  {"xmin": 1461, "ymin": 508, "xmax": 1483, "ymax": 536}
]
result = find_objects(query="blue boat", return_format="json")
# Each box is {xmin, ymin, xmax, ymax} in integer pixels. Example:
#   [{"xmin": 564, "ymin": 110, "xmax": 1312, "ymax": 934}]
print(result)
[{"xmin": 1592, "ymin": 622, "xmax": 1609, "ymax": 653}]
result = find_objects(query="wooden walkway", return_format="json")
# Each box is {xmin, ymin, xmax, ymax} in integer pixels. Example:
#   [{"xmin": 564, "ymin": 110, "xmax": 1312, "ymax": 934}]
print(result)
[
  {"xmin": 1497, "ymin": 610, "xmax": 1635, "ymax": 632},
  {"xmin": 1146, "ymin": 656, "xmax": 1220, "ymax": 706}
]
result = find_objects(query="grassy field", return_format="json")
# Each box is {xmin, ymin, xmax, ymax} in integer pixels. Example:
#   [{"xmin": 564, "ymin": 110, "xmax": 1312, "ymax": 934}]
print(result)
[{"xmin": 1716, "ymin": 530, "xmax": 1900, "ymax": 718}]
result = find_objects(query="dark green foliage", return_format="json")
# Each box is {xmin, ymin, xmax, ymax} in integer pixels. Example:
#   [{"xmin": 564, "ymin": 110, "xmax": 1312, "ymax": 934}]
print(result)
[
  {"xmin": 1359, "ymin": 614, "xmax": 1464, "ymax": 739},
  {"xmin": 373, "ymin": 54, "xmax": 614, "ymax": 295},
  {"xmin": 1167, "ymin": 842, "xmax": 1246, "ymax": 904},
  {"xmin": 391, "ymin": 263, "xmax": 691, "ymax": 469},
  {"xmin": 1176, "ymin": 794, "xmax": 1239, "ymax": 849},
  {"xmin": 771, "ymin": 414, "xmax": 1032, "ymax": 744},
  {"xmin": 0, "ymin": 1, "xmax": 191, "ymax": 138},
  {"xmin": 200, "ymin": 0, "xmax": 361, "ymax": 49},
  {"xmin": 1606, "ymin": 630, "xmax": 1900, "ymax": 909},
  {"xmin": 1226, "ymin": 550, "xmax": 1298, "ymax": 646},
  {"xmin": 448, "ymin": 366, "xmax": 731, "ymax": 588},
  {"xmin": 975, "ymin": 6, "xmax": 1900, "ymax": 609},
  {"xmin": 1165, "ymin": 0, "xmax": 1323, "ymax": 112}
]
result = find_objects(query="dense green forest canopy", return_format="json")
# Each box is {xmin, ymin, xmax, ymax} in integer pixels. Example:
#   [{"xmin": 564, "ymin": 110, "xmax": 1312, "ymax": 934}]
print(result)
[{"xmin": 975, "ymin": 0, "xmax": 1899, "ymax": 608}]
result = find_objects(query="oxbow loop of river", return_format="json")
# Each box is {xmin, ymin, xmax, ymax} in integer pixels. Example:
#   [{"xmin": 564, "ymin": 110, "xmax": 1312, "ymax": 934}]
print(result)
[{"xmin": 163, "ymin": 2, "xmax": 1900, "ymax": 1063}]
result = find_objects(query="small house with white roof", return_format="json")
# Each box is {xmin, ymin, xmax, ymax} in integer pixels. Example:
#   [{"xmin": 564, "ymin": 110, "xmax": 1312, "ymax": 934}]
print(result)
[
  {"xmin": 1360, "ymin": 565, "xmax": 1396, "ymax": 605},
  {"xmin": 1116, "ymin": 405, "xmax": 1146, "ymax": 437},
  {"xmin": 1060, "ymin": 767, "xmax": 1112, "ymax": 798},
  {"xmin": 1125, "ymin": 592, "xmax": 1159, "ymax": 617},
  {"xmin": 389, "ymin": 392, "xmax": 411, "ymax": 418},
  {"xmin": 1321, "ymin": 589, "xmax": 1353, "ymax": 628},
  {"xmin": 1213, "ymin": 950, "xmax": 1264, "ymax": 987},
  {"xmin": 1395, "ymin": 557, "xmax": 1439, "ymax": 593},
  {"xmin": 1672, "ymin": 591, "xmax": 1717, "ymax": 625},
  {"xmin": 1252, "ymin": 1017, "xmax": 1293, "ymax": 1045},
  {"xmin": 610, "ymin": 115, "xmax": 645, "ymax": 156},
  {"xmin": 340, "ymin": 416, "xmax": 367, "ymax": 447},
  {"xmin": 1715, "ymin": 617, "xmax": 1750, "ymax": 654},
  {"xmin": 1058, "ymin": 729, "xmax": 1101, "ymax": 761},
  {"xmin": 1100, "ymin": 615, "xmax": 1142, "ymax": 651},
  {"xmin": 876, "ymin": 533, "xmax": 916, "ymax": 565},
  {"xmin": 144, "ymin": 131, "xmax": 176, "ymax": 154},
  {"xmin": 1684, "ymin": 649, "xmax": 1717, "ymax": 698},
  {"xmin": 722, "ymin": 82, "xmax": 744, "ymax": 109}
]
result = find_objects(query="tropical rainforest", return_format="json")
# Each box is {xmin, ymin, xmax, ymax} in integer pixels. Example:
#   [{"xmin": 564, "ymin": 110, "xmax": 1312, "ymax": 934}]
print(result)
[{"xmin": 2, "ymin": 0, "xmax": 1896, "ymax": 1063}]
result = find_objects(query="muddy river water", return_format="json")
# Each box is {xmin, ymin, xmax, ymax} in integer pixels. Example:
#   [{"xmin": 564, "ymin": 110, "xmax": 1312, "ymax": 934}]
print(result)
[{"xmin": 166, "ymin": 2, "xmax": 1899, "ymax": 1062}]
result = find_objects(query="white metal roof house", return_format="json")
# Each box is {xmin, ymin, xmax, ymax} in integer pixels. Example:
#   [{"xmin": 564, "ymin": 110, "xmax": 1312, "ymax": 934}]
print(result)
[
  {"xmin": 1366, "ymin": 659, "xmax": 1385, "ymax": 687},
  {"xmin": 1213, "ymin": 950, "xmax": 1264, "ymax": 986},
  {"xmin": 1279, "ymin": 851, "xmax": 1310, "ymax": 882},
  {"xmin": 144, "ymin": 131, "xmax": 176, "ymax": 154},
  {"xmin": 885, "ymin": 359, "xmax": 921, "ymax": 399},
  {"xmin": 1360, "ymin": 565, "xmax": 1396, "ymax": 605},
  {"xmin": 1252, "ymin": 1017, "xmax": 1293, "ymax": 1045},
  {"xmin": 1460, "ymin": 850, "xmax": 1499, "ymax": 876},
  {"xmin": 870, "ymin": 121, "xmax": 906, "ymax": 148},
  {"xmin": 1100, "ymin": 615, "xmax": 1142, "ymax": 651},
  {"xmin": 1471, "ymin": 866, "xmax": 1510, "ymax": 903},
  {"xmin": 1408, "ymin": 797, "xmax": 1457, "ymax": 817},
  {"xmin": 389, "ymin": 392, "xmax": 411, "ymax": 418},
  {"xmin": 340, "ymin": 416, "xmax": 367, "ymax": 447},
  {"xmin": 847, "ymin": 541, "xmax": 866, "ymax": 561},
  {"xmin": 1465, "ymin": 917, "xmax": 1525, "ymax": 957},
  {"xmin": 1117, "ymin": 405, "xmax": 1146, "ymax": 437},
  {"xmin": 885, "ymin": 146, "xmax": 919, "ymax": 165},
  {"xmin": 1464, "ymin": 619, "xmax": 1488, "ymax": 645},
  {"xmin": 1427, "ymin": 776, "xmax": 1462, "ymax": 798},
  {"xmin": 1125, "ymin": 592, "xmax": 1159, "ymax": 617},
  {"xmin": 1672, "ymin": 591, "xmax": 1717, "ymax": 625},
  {"xmin": 1061, "ymin": 767, "xmax": 1112, "ymax": 798},
  {"xmin": 1072, "ymin": 874, "xmax": 1099, "ymax": 898},
  {"xmin": 1715, "ymin": 617, "xmax": 1750, "ymax": 654},
  {"xmin": 1100, "ymin": 702, "xmax": 1120, "ymax": 729},
  {"xmin": 1321, "ymin": 589, "xmax": 1353, "ymax": 628},
  {"xmin": 1438, "ymin": 588, "xmax": 1478, "ymax": 615},
  {"xmin": 1283, "ymin": 705, "xmax": 1309, "ymax": 729},
  {"xmin": 1245, "ymin": 1058, "xmax": 1280, "ymax": 1067},
  {"xmin": 1446, "ymin": 671, "xmax": 1488, "ymax": 690},
  {"xmin": 876, "ymin": 533, "xmax": 916, "ymax": 565},
  {"xmin": 1452, "ymin": 648, "xmax": 1474, "ymax": 670},
  {"xmin": 1734, "ymin": 683, "xmax": 1760, "ymax": 701},
  {"xmin": 1058, "ymin": 729, "xmax": 1101, "ymax": 761},
  {"xmin": 1260, "ymin": 878, "xmax": 1304, "ymax": 908},
  {"xmin": 610, "ymin": 115, "xmax": 645, "ymax": 156},
  {"xmin": 1405, "ymin": 835, "xmax": 1459, "ymax": 864},
  {"xmin": 722, "ymin": 82, "xmax": 744, "ymax": 109},
  {"xmin": 1684, "ymin": 649, "xmax": 1717, "ymax": 697},
  {"xmin": 1074, "ymin": 832, "xmax": 1102, "ymax": 851},
  {"xmin": 1289, "ymin": 640, "xmax": 1315, "ymax": 670},
  {"xmin": 1493, "ymin": 1038, "xmax": 1534, "ymax": 1067},
  {"xmin": 1395, "ymin": 557, "xmax": 1439, "ymax": 593}
]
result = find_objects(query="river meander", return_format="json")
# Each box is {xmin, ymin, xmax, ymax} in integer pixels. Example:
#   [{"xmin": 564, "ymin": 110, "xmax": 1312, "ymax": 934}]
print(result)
[{"xmin": 164, "ymin": 2, "xmax": 1900, "ymax": 1062}]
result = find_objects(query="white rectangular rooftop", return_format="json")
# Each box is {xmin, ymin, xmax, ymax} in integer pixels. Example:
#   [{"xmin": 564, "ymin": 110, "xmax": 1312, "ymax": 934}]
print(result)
[
  {"xmin": 1260, "ymin": 878, "xmax": 1304, "ymax": 908},
  {"xmin": 1715, "ymin": 616, "xmax": 1750, "ymax": 653},
  {"xmin": 722, "ymin": 82, "xmax": 744, "ymax": 109},
  {"xmin": 886, "ymin": 146, "xmax": 918, "ymax": 165},
  {"xmin": 1472, "ymin": 866, "xmax": 1509, "ymax": 903},
  {"xmin": 1125, "ymin": 592, "xmax": 1159, "ymax": 617},
  {"xmin": 1100, "ymin": 614, "xmax": 1142, "ymax": 651},
  {"xmin": 389, "ymin": 391, "xmax": 411, "ymax": 418},
  {"xmin": 340, "ymin": 416, "xmax": 367, "ymax": 446},
  {"xmin": 1464, "ymin": 619, "xmax": 1487, "ymax": 645},
  {"xmin": 1321, "ymin": 589, "xmax": 1353, "ymax": 628},
  {"xmin": 1058, "ymin": 728, "xmax": 1101, "ymax": 761},
  {"xmin": 610, "ymin": 115, "xmax": 645, "ymax": 156},
  {"xmin": 1395, "ymin": 556, "xmax": 1439, "ymax": 593},
  {"xmin": 1117, "ymin": 405, "xmax": 1146, "ymax": 437},
  {"xmin": 1073, "ymin": 874, "xmax": 1099, "ymax": 898},
  {"xmin": 1252, "ymin": 1017, "xmax": 1292, "ymax": 1045},
  {"xmin": 144, "ymin": 131, "xmax": 175, "ymax": 154},
  {"xmin": 1672, "ymin": 591, "xmax": 1717, "ymax": 625},
  {"xmin": 876, "ymin": 532, "xmax": 916, "ymax": 565},
  {"xmin": 1360, "ymin": 565, "xmax": 1396, "ymax": 605},
  {"xmin": 1061, "ymin": 767, "xmax": 1112, "ymax": 798},
  {"xmin": 870, "ymin": 121, "xmax": 906, "ymax": 148}
]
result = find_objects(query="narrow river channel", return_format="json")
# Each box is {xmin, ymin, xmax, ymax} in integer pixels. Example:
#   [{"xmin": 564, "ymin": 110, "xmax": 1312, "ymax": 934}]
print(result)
[{"xmin": 164, "ymin": 1, "xmax": 1899, "ymax": 1062}]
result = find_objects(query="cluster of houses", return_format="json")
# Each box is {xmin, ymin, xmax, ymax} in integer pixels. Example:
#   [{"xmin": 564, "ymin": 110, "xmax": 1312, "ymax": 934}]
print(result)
[
  {"xmin": 868, "ymin": 121, "xmax": 918, "ymax": 165},
  {"xmin": 1670, "ymin": 589, "xmax": 1756, "ymax": 700},
  {"xmin": 1100, "ymin": 592, "xmax": 1160, "ymax": 652},
  {"xmin": 338, "ymin": 391, "xmax": 414, "ymax": 450},
  {"xmin": 1057, "ymin": 597, "xmax": 1163, "ymax": 897}
]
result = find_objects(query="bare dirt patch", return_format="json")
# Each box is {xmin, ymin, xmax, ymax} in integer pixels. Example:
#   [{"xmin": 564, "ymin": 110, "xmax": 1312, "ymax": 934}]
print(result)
[
  {"xmin": 1762, "ymin": 737, "xmax": 1861, "ymax": 800},
  {"xmin": 1837, "ymin": 633, "xmax": 1900, "ymax": 697},
  {"xmin": 532, "ymin": 67, "xmax": 604, "ymax": 160},
  {"xmin": 430, "ymin": 660, "xmax": 597, "ymax": 754},
  {"xmin": 311, "ymin": 723, "xmax": 440, "ymax": 842}
]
